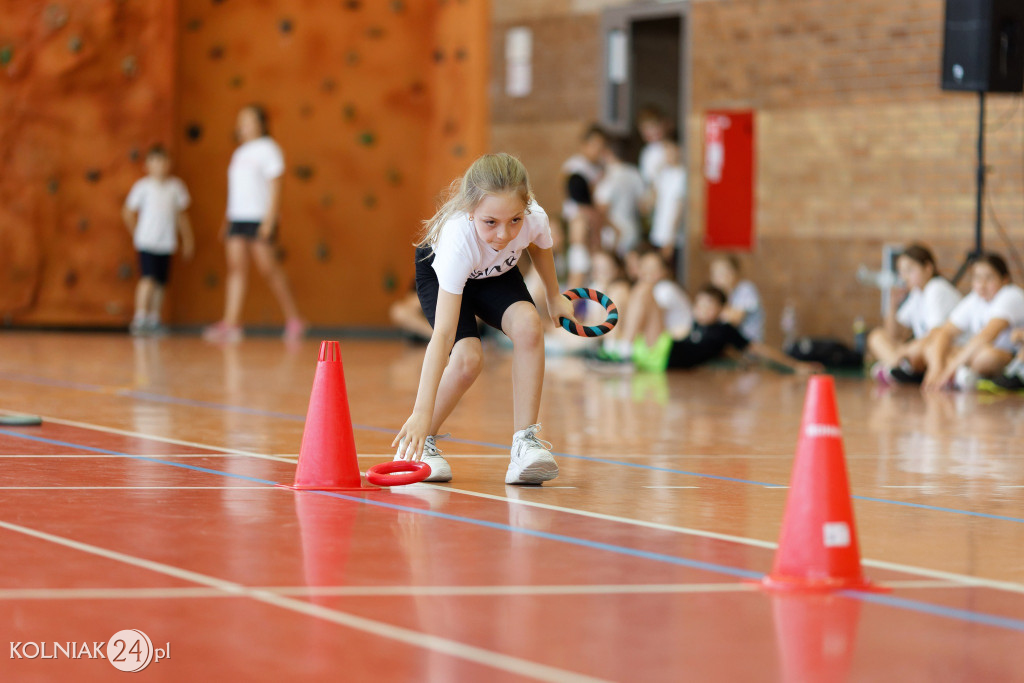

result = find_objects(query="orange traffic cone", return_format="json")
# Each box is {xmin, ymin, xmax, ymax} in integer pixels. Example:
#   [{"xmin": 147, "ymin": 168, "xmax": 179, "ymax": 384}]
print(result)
[
  {"xmin": 279, "ymin": 341, "xmax": 377, "ymax": 491},
  {"xmin": 761, "ymin": 375, "xmax": 883, "ymax": 592}
]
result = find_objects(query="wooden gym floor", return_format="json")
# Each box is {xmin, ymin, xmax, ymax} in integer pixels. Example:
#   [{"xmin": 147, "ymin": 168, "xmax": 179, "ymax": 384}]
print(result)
[{"xmin": 1, "ymin": 332, "xmax": 1022, "ymax": 681}]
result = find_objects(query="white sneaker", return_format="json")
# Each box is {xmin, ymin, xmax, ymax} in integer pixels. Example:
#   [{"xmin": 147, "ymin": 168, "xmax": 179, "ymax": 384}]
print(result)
[
  {"xmin": 954, "ymin": 366, "xmax": 980, "ymax": 392},
  {"xmin": 506, "ymin": 424, "xmax": 559, "ymax": 485},
  {"xmin": 394, "ymin": 434, "xmax": 452, "ymax": 483}
]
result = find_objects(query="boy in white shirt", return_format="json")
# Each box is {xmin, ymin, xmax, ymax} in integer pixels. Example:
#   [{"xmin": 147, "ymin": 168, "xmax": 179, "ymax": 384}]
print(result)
[
  {"xmin": 123, "ymin": 146, "xmax": 194, "ymax": 335},
  {"xmin": 650, "ymin": 137, "xmax": 687, "ymax": 267}
]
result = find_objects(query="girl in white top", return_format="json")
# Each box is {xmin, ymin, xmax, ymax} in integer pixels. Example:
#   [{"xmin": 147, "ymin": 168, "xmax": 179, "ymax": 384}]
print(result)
[
  {"xmin": 924, "ymin": 253, "xmax": 1024, "ymax": 391},
  {"xmin": 393, "ymin": 154, "xmax": 577, "ymax": 485},
  {"xmin": 204, "ymin": 104, "xmax": 305, "ymax": 344},
  {"xmin": 709, "ymin": 255, "xmax": 765, "ymax": 342},
  {"xmin": 605, "ymin": 250, "xmax": 693, "ymax": 359},
  {"xmin": 868, "ymin": 244, "xmax": 962, "ymax": 381}
]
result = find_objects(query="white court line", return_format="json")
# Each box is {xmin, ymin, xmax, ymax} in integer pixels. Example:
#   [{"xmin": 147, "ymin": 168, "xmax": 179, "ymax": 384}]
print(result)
[
  {"xmin": 13, "ymin": 413, "xmax": 1024, "ymax": 598},
  {"xmin": 0, "ymin": 519, "xmax": 606, "ymax": 683},
  {"xmin": 0, "ymin": 580, "xmax": 965, "ymax": 601},
  {"xmin": 0, "ymin": 486, "xmax": 273, "ymax": 490},
  {"xmin": 0, "ymin": 411, "xmax": 296, "ymax": 463},
  {"xmin": 642, "ymin": 486, "xmax": 700, "ymax": 489},
  {"xmin": 421, "ymin": 484, "xmax": 1024, "ymax": 596}
]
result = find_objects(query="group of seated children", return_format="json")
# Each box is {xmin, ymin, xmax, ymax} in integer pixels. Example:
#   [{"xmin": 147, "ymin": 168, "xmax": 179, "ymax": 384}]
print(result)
[
  {"xmin": 592, "ymin": 250, "xmax": 820, "ymax": 374},
  {"xmin": 868, "ymin": 245, "xmax": 1024, "ymax": 392}
]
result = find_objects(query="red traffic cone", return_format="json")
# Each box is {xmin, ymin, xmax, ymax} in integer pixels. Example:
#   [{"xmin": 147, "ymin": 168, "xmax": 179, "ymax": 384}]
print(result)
[
  {"xmin": 761, "ymin": 376, "xmax": 883, "ymax": 592},
  {"xmin": 278, "ymin": 341, "xmax": 377, "ymax": 491}
]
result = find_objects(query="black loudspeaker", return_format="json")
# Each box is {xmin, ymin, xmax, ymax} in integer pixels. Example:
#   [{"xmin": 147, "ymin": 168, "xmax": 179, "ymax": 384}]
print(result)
[{"xmin": 941, "ymin": 0, "xmax": 1024, "ymax": 93}]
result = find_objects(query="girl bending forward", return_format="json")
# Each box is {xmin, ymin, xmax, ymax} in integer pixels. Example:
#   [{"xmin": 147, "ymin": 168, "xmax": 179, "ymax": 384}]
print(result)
[{"xmin": 393, "ymin": 154, "xmax": 577, "ymax": 484}]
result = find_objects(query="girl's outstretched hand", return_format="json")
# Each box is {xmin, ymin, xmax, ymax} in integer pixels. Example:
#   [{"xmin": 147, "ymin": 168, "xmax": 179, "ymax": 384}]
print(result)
[
  {"xmin": 548, "ymin": 294, "xmax": 577, "ymax": 329},
  {"xmin": 392, "ymin": 412, "xmax": 432, "ymax": 461}
]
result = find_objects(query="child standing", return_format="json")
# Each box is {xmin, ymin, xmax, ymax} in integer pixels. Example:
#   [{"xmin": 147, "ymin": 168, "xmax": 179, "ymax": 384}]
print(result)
[
  {"xmin": 650, "ymin": 136, "xmax": 687, "ymax": 268},
  {"xmin": 123, "ymin": 145, "xmax": 194, "ymax": 335},
  {"xmin": 393, "ymin": 154, "xmax": 577, "ymax": 485}
]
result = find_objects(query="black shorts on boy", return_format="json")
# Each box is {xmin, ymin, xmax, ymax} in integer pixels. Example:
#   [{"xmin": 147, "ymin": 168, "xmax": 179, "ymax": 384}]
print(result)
[
  {"xmin": 414, "ymin": 246, "xmax": 535, "ymax": 342},
  {"xmin": 137, "ymin": 251, "xmax": 172, "ymax": 286}
]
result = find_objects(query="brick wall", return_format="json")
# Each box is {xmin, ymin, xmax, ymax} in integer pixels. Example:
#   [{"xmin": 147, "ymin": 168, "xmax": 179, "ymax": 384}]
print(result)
[{"xmin": 491, "ymin": 0, "xmax": 1024, "ymax": 346}]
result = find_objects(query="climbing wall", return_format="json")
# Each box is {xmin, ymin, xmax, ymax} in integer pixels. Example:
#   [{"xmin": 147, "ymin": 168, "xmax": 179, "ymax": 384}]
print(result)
[
  {"xmin": 172, "ymin": 0, "xmax": 490, "ymax": 327},
  {"xmin": 0, "ymin": 0, "xmax": 178, "ymax": 325},
  {"xmin": 1, "ymin": 0, "xmax": 489, "ymax": 328}
]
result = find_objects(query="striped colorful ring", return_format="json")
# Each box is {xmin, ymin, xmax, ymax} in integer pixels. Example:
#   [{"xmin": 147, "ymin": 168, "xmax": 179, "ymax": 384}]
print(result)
[{"xmin": 558, "ymin": 287, "xmax": 618, "ymax": 337}]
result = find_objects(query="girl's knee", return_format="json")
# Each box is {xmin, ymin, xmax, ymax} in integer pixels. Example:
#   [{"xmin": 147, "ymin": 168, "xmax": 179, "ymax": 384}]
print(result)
[
  {"xmin": 451, "ymin": 342, "xmax": 483, "ymax": 381},
  {"xmin": 506, "ymin": 308, "xmax": 543, "ymax": 348}
]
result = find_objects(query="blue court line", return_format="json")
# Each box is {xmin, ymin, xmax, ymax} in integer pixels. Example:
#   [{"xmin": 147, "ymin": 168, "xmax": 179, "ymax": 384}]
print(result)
[
  {"xmin": 4, "ymin": 370, "xmax": 1024, "ymax": 525},
  {"xmin": 2, "ymin": 427, "xmax": 1024, "ymax": 633}
]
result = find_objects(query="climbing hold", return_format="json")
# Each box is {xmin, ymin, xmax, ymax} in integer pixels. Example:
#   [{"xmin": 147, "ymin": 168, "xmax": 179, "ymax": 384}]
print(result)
[
  {"xmin": 121, "ymin": 55, "xmax": 138, "ymax": 77},
  {"xmin": 78, "ymin": 217, "xmax": 89, "ymax": 232},
  {"xmin": 358, "ymin": 131, "xmax": 375, "ymax": 146},
  {"xmin": 43, "ymin": 5, "xmax": 69, "ymax": 31},
  {"xmin": 390, "ymin": 0, "xmax": 405, "ymax": 12},
  {"xmin": 455, "ymin": 47, "xmax": 467, "ymax": 61},
  {"xmin": 367, "ymin": 26, "xmax": 385, "ymax": 39},
  {"xmin": 452, "ymin": 144, "xmax": 466, "ymax": 157},
  {"xmin": 0, "ymin": 45, "xmax": 12, "ymax": 66},
  {"xmin": 345, "ymin": 51, "xmax": 360, "ymax": 66},
  {"xmin": 364, "ymin": 194, "xmax": 377, "ymax": 209},
  {"xmin": 68, "ymin": 35, "xmax": 82, "ymax": 53},
  {"xmin": 299, "ymin": 103, "xmax": 313, "ymax": 118},
  {"xmin": 409, "ymin": 81, "xmax": 426, "ymax": 95},
  {"xmin": 229, "ymin": 75, "xmax": 244, "ymax": 89},
  {"xmin": 386, "ymin": 168, "xmax": 403, "ymax": 186},
  {"xmin": 84, "ymin": 168, "xmax": 102, "ymax": 183},
  {"xmin": 279, "ymin": 18, "xmax": 294, "ymax": 34},
  {"xmin": 382, "ymin": 270, "xmax": 397, "ymax": 292},
  {"xmin": 321, "ymin": 78, "xmax": 336, "ymax": 93},
  {"xmin": 321, "ymin": 193, "xmax": 334, "ymax": 208},
  {"xmin": 432, "ymin": 49, "xmax": 445, "ymax": 63},
  {"xmin": 344, "ymin": 0, "xmax": 362, "ymax": 9},
  {"xmin": 64, "ymin": 270, "xmax": 78, "ymax": 288},
  {"xmin": 342, "ymin": 103, "xmax": 357, "ymax": 121},
  {"xmin": 443, "ymin": 118, "xmax": 458, "ymax": 135},
  {"xmin": 208, "ymin": 44, "xmax": 225, "ymax": 60},
  {"xmin": 185, "ymin": 18, "xmax": 202, "ymax": 32},
  {"xmin": 294, "ymin": 165, "xmax": 314, "ymax": 181},
  {"xmin": 46, "ymin": 178, "xmax": 59, "ymax": 195},
  {"xmin": 315, "ymin": 243, "xmax": 330, "ymax": 262},
  {"xmin": 117, "ymin": 263, "xmax": 133, "ymax": 281},
  {"xmin": 204, "ymin": 272, "xmax": 219, "ymax": 289},
  {"xmin": 185, "ymin": 123, "xmax": 203, "ymax": 142}
]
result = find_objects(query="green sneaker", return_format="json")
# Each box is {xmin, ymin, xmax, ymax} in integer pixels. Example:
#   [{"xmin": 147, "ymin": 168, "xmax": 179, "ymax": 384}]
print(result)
[{"xmin": 632, "ymin": 333, "xmax": 673, "ymax": 373}]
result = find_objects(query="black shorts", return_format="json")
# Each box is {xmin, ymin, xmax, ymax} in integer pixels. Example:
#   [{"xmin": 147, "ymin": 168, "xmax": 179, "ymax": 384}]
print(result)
[
  {"xmin": 227, "ymin": 221, "xmax": 276, "ymax": 240},
  {"xmin": 137, "ymin": 251, "xmax": 171, "ymax": 285},
  {"xmin": 415, "ymin": 247, "xmax": 535, "ymax": 342}
]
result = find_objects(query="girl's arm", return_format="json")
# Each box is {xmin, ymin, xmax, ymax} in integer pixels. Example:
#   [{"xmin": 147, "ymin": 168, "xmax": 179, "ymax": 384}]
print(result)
[
  {"xmin": 527, "ymin": 244, "xmax": 575, "ymax": 325},
  {"xmin": 932, "ymin": 317, "xmax": 1009, "ymax": 388},
  {"xmin": 392, "ymin": 289, "xmax": 461, "ymax": 460},
  {"xmin": 258, "ymin": 177, "xmax": 282, "ymax": 240},
  {"xmin": 177, "ymin": 212, "xmax": 195, "ymax": 261},
  {"xmin": 746, "ymin": 342, "xmax": 822, "ymax": 375},
  {"xmin": 884, "ymin": 288, "xmax": 910, "ymax": 341}
]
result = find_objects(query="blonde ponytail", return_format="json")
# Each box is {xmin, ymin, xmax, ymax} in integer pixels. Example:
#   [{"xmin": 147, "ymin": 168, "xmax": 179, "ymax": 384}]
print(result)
[{"xmin": 418, "ymin": 153, "xmax": 533, "ymax": 249}]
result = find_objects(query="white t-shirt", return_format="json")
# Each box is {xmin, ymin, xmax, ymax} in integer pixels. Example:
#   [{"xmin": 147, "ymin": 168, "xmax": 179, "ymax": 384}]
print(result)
[
  {"xmin": 227, "ymin": 137, "xmax": 285, "ymax": 222},
  {"xmin": 653, "ymin": 280, "xmax": 693, "ymax": 336},
  {"xmin": 947, "ymin": 284, "xmax": 1024, "ymax": 352},
  {"xmin": 594, "ymin": 163, "xmax": 645, "ymax": 254},
  {"xmin": 639, "ymin": 141, "xmax": 667, "ymax": 186},
  {"xmin": 650, "ymin": 165, "xmax": 686, "ymax": 248},
  {"xmin": 896, "ymin": 277, "xmax": 962, "ymax": 340},
  {"xmin": 431, "ymin": 203, "xmax": 554, "ymax": 295},
  {"xmin": 124, "ymin": 176, "xmax": 190, "ymax": 254},
  {"xmin": 730, "ymin": 280, "xmax": 765, "ymax": 342}
]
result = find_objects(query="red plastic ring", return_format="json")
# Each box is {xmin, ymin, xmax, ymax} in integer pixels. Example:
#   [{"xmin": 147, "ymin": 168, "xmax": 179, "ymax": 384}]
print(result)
[{"xmin": 366, "ymin": 460, "xmax": 432, "ymax": 487}]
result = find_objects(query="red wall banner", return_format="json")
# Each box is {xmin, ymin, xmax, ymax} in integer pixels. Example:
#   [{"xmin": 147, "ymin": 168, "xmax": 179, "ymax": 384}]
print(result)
[{"xmin": 703, "ymin": 110, "xmax": 755, "ymax": 250}]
